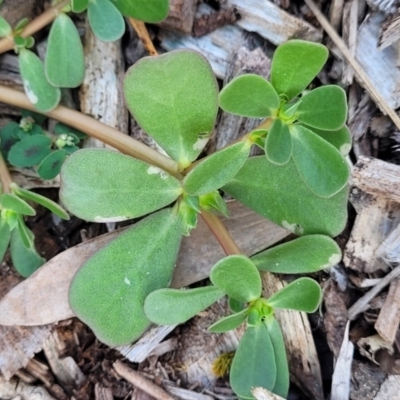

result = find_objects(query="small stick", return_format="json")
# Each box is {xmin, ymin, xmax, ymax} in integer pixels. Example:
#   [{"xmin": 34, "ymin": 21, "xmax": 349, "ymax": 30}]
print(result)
[
  {"xmin": 0, "ymin": 0, "xmax": 70, "ymax": 55},
  {"xmin": 129, "ymin": 19, "xmax": 158, "ymax": 56},
  {"xmin": 303, "ymin": 0, "xmax": 400, "ymax": 131},
  {"xmin": 0, "ymin": 152, "xmax": 13, "ymax": 193},
  {"xmin": 348, "ymin": 264, "xmax": 400, "ymax": 320},
  {"xmin": 113, "ymin": 360, "xmax": 176, "ymax": 400}
]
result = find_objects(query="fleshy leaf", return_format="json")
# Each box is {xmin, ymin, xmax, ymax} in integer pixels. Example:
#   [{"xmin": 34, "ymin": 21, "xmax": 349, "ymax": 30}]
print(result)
[
  {"xmin": 144, "ymin": 286, "xmax": 224, "ymax": 325},
  {"xmin": 71, "ymin": 0, "xmax": 88, "ymax": 12},
  {"xmin": 45, "ymin": 13, "xmax": 85, "ymax": 88},
  {"xmin": 21, "ymin": 109, "xmax": 47, "ymax": 125},
  {"xmin": 297, "ymin": 85, "xmax": 347, "ymax": 130},
  {"xmin": 8, "ymin": 135, "xmax": 52, "ymax": 167},
  {"xmin": 291, "ymin": 125, "xmax": 350, "ymax": 198},
  {"xmin": 252, "ymin": 235, "xmax": 341, "ymax": 273},
  {"xmin": 10, "ymin": 183, "xmax": 70, "ymax": 220},
  {"xmin": 183, "ymin": 142, "xmax": 251, "ymax": 195},
  {"xmin": 210, "ymin": 255, "xmax": 261, "ymax": 303},
  {"xmin": 10, "ymin": 228, "xmax": 45, "ymax": 278},
  {"xmin": 265, "ymin": 119, "xmax": 292, "ymax": 165},
  {"xmin": 37, "ymin": 150, "xmax": 68, "ymax": 180},
  {"xmin": 0, "ymin": 122, "xmax": 19, "ymax": 158},
  {"xmin": 264, "ymin": 317, "xmax": 289, "ymax": 398},
  {"xmin": 223, "ymin": 156, "xmax": 348, "ymax": 237},
  {"xmin": 0, "ymin": 218, "xmax": 11, "ymax": 263},
  {"xmin": 17, "ymin": 216, "xmax": 34, "ymax": 249},
  {"xmin": 219, "ymin": 74, "xmax": 279, "ymax": 118},
  {"xmin": 69, "ymin": 209, "xmax": 182, "ymax": 346},
  {"xmin": 110, "ymin": 0, "xmax": 169, "ymax": 22},
  {"xmin": 1, "ymin": 193, "xmax": 35, "ymax": 216},
  {"xmin": 302, "ymin": 124, "xmax": 352, "ymax": 156},
  {"xmin": 60, "ymin": 149, "xmax": 182, "ymax": 222},
  {"xmin": 18, "ymin": 49, "xmax": 61, "ymax": 112},
  {"xmin": 54, "ymin": 122, "xmax": 86, "ymax": 139},
  {"xmin": 124, "ymin": 50, "xmax": 218, "ymax": 166},
  {"xmin": 208, "ymin": 308, "xmax": 248, "ymax": 333},
  {"xmin": 88, "ymin": 0, "xmax": 125, "ymax": 42},
  {"xmin": 271, "ymin": 40, "xmax": 328, "ymax": 101},
  {"xmin": 230, "ymin": 323, "xmax": 276, "ymax": 399},
  {"xmin": 0, "ymin": 16, "xmax": 11, "ymax": 37},
  {"xmin": 229, "ymin": 297, "xmax": 245, "ymax": 313},
  {"xmin": 267, "ymin": 277, "xmax": 322, "ymax": 312}
]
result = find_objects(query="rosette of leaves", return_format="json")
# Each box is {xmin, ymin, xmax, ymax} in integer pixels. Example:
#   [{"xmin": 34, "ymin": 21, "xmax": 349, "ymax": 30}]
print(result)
[
  {"xmin": 0, "ymin": 113, "xmax": 85, "ymax": 180},
  {"xmin": 0, "ymin": 183, "xmax": 69, "ymax": 277},
  {"xmin": 219, "ymin": 40, "xmax": 351, "ymax": 199},
  {"xmin": 144, "ymin": 235, "xmax": 341, "ymax": 398}
]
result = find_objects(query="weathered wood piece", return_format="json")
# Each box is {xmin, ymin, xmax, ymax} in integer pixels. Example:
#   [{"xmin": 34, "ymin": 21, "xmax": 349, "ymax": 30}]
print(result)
[
  {"xmin": 209, "ymin": 46, "xmax": 270, "ymax": 154},
  {"xmin": 253, "ymin": 387, "xmax": 286, "ymax": 400},
  {"xmin": 0, "ymin": 201, "xmax": 289, "ymax": 326},
  {"xmin": 80, "ymin": 16, "xmax": 128, "ymax": 148},
  {"xmin": 344, "ymin": 156, "xmax": 400, "ymax": 273},
  {"xmin": 366, "ymin": 0, "xmax": 397, "ymax": 13},
  {"xmin": 0, "ymin": 377, "xmax": 56, "ymax": 400},
  {"xmin": 159, "ymin": 0, "xmax": 197, "ymax": 34},
  {"xmin": 192, "ymin": 6, "xmax": 239, "ymax": 37},
  {"xmin": 331, "ymin": 322, "xmax": 354, "ymax": 400},
  {"xmin": 373, "ymin": 375, "xmax": 400, "ymax": 400},
  {"xmin": 226, "ymin": 0, "xmax": 323, "ymax": 45},
  {"xmin": 375, "ymin": 278, "xmax": 400, "ymax": 343},
  {"xmin": 356, "ymin": 13, "xmax": 400, "ymax": 109},
  {"xmin": 379, "ymin": 9, "xmax": 400, "ymax": 52},
  {"xmin": 329, "ymin": 0, "xmax": 345, "ymax": 31},
  {"xmin": 164, "ymin": 382, "xmax": 214, "ymax": 400},
  {"xmin": 0, "ymin": 53, "xmax": 22, "ymax": 88},
  {"xmin": 341, "ymin": 0, "xmax": 358, "ymax": 85},
  {"xmin": 95, "ymin": 383, "xmax": 114, "ymax": 400}
]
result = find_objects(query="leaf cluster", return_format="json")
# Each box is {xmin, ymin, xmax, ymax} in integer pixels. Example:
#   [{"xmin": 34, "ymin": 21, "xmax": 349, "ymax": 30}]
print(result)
[
  {"xmin": 0, "ymin": 0, "xmax": 169, "ymax": 111},
  {"xmin": 0, "ymin": 110, "xmax": 85, "ymax": 179}
]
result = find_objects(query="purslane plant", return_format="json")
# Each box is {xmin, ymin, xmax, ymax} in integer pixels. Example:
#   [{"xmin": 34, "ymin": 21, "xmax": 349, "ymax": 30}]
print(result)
[
  {"xmin": 0, "ymin": 0, "xmax": 169, "ymax": 111},
  {"xmin": 55, "ymin": 40, "xmax": 350, "ymax": 399}
]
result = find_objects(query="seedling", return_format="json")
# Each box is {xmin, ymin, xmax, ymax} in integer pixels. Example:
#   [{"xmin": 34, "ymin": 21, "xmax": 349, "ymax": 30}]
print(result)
[
  {"xmin": 56, "ymin": 40, "xmax": 350, "ymax": 398},
  {"xmin": 0, "ymin": 0, "xmax": 169, "ymax": 111},
  {"xmin": 0, "ymin": 111, "xmax": 86, "ymax": 179}
]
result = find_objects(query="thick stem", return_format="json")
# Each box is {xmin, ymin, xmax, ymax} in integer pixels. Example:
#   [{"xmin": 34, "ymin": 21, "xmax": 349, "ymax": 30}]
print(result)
[
  {"xmin": 0, "ymin": 85, "xmax": 180, "ymax": 177},
  {"xmin": 129, "ymin": 19, "xmax": 158, "ymax": 56},
  {"xmin": 0, "ymin": 0, "xmax": 70, "ymax": 55},
  {"xmin": 0, "ymin": 152, "xmax": 13, "ymax": 193},
  {"xmin": 201, "ymin": 211, "xmax": 242, "ymax": 256}
]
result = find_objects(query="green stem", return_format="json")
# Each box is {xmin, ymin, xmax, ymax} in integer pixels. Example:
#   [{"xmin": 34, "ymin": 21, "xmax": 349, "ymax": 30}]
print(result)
[
  {"xmin": 0, "ymin": 0, "xmax": 70, "ymax": 55},
  {"xmin": 0, "ymin": 85, "xmax": 181, "ymax": 178},
  {"xmin": 0, "ymin": 152, "xmax": 13, "ymax": 193}
]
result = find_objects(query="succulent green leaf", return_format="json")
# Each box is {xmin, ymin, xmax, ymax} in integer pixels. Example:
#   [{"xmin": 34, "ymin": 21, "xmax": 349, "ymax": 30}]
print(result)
[
  {"xmin": 264, "ymin": 317, "xmax": 289, "ymax": 398},
  {"xmin": 199, "ymin": 191, "xmax": 229, "ymax": 217},
  {"xmin": 124, "ymin": 50, "xmax": 218, "ymax": 165},
  {"xmin": 54, "ymin": 122, "xmax": 86, "ymax": 139},
  {"xmin": 183, "ymin": 142, "xmax": 251, "ymax": 195},
  {"xmin": 60, "ymin": 149, "xmax": 182, "ymax": 222},
  {"xmin": 24, "ymin": 37, "xmax": 35, "ymax": 49},
  {"xmin": 18, "ymin": 49, "xmax": 61, "ymax": 112},
  {"xmin": 252, "ymin": 235, "xmax": 342, "ymax": 274},
  {"xmin": 0, "ymin": 218, "xmax": 11, "ymax": 263},
  {"xmin": 267, "ymin": 277, "xmax": 322, "ymax": 312},
  {"xmin": 219, "ymin": 74, "xmax": 280, "ymax": 118},
  {"xmin": 4, "ymin": 210, "xmax": 18, "ymax": 231},
  {"xmin": 16, "ymin": 216, "xmax": 34, "ymax": 249},
  {"xmin": 10, "ymin": 227, "xmax": 45, "ymax": 277},
  {"xmin": 0, "ymin": 122, "xmax": 19, "ymax": 158},
  {"xmin": 230, "ymin": 323, "xmax": 276, "ymax": 399},
  {"xmin": 0, "ymin": 16, "xmax": 11, "ymax": 37},
  {"xmin": 88, "ymin": 0, "xmax": 125, "ymax": 42},
  {"xmin": 144, "ymin": 286, "xmax": 225, "ymax": 325},
  {"xmin": 265, "ymin": 119, "xmax": 292, "ymax": 165},
  {"xmin": 1, "ymin": 193, "xmax": 35, "ymax": 216},
  {"xmin": 176, "ymin": 198, "xmax": 198, "ymax": 236},
  {"xmin": 229, "ymin": 297, "xmax": 245, "ymax": 313},
  {"xmin": 110, "ymin": 0, "xmax": 169, "ymax": 22},
  {"xmin": 210, "ymin": 255, "xmax": 261, "ymax": 303},
  {"xmin": 208, "ymin": 308, "xmax": 248, "ymax": 333},
  {"xmin": 45, "ymin": 14, "xmax": 85, "ymax": 88},
  {"xmin": 10, "ymin": 183, "xmax": 70, "ymax": 220},
  {"xmin": 8, "ymin": 135, "xmax": 51, "ymax": 167},
  {"xmin": 271, "ymin": 40, "xmax": 328, "ymax": 101},
  {"xmin": 302, "ymin": 124, "xmax": 352, "ymax": 156},
  {"xmin": 69, "ymin": 209, "xmax": 182, "ymax": 346},
  {"xmin": 297, "ymin": 85, "xmax": 347, "ymax": 130},
  {"xmin": 223, "ymin": 156, "xmax": 348, "ymax": 237},
  {"xmin": 291, "ymin": 125, "xmax": 350, "ymax": 198},
  {"xmin": 72, "ymin": 0, "xmax": 88, "ymax": 12},
  {"xmin": 37, "ymin": 150, "xmax": 68, "ymax": 180},
  {"xmin": 14, "ymin": 18, "xmax": 29, "ymax": 33}
]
